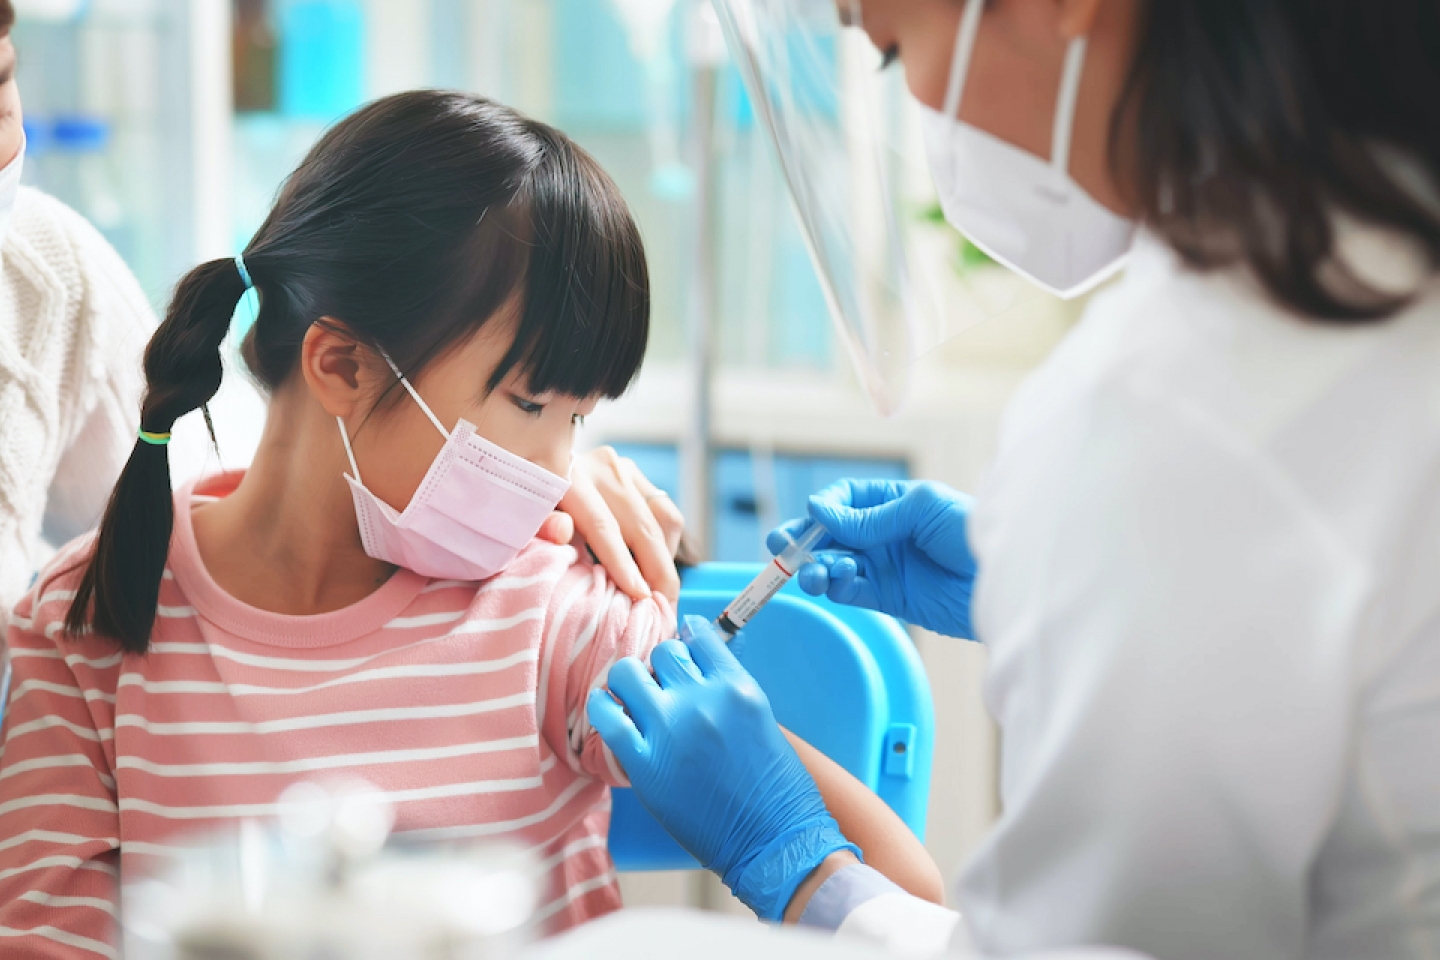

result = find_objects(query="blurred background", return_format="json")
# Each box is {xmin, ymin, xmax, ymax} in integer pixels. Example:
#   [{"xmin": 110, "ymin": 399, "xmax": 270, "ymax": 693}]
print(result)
[{"xmin": 14, "ymin": 0, "xmax": 1086, "ymax": 916}]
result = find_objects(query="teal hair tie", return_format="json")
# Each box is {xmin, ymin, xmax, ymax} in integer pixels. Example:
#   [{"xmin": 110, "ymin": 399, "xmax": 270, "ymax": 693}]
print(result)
[
  {"xmin": 138, "ymin": 429, "xmax": 172, "ymax": 446},
  {"xmin": 235, "ymin": 254, "xmax": 253, "ymax": 290}
]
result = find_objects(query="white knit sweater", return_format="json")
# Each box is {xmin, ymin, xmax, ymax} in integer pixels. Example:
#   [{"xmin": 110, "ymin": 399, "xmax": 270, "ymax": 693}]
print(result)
[{"xmin": 0, "ymin": 187, "xmax": 155, "ymax": 612}]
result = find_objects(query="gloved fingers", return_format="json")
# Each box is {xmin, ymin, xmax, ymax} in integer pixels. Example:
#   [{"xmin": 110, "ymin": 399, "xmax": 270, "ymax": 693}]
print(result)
[
  {"xmin": 795, "ymin": 559, "xmax": 830, "ymax": 596},
  {"xmin": 586, "ymin": 687, "xmax": 645, "ymax": 770},
  {"xmin": 651, "ymin": 639, "xmax": 703, "ymax": 689},
  {"xmin": 807, "ymin": 477, "xmax": 912, "ymax": 511},
  {"xmin": 808, "ymin": 477, "xmax": 911, "ymax": 513},
  {"xmin": 605, "ymin": 656, "xmax": 667, "ymax": 735},
  {"xmin": 795, "ymin": 550, "xmax": 859, "ymax": 594},
  {"xmin": 808, "ymin": 484, "xmax": 918, "ymax": 550},
  {"xmin": 680, "ymin": 614, "xmax": 744, "ymax": 679},
  {"xmin": 725, "ymin": 628, "xmax": 748, "ymax": 661},
  {"xmin": 821, "ymin": 555, "xmax": 859, "ymax": 602},
  {"xmin": 828, "ymin": 567, "xmax": 882, "ymax": 612},
  {"xmin": 766, "ymin": 519, "xmax": 833, "ymax": 558}
]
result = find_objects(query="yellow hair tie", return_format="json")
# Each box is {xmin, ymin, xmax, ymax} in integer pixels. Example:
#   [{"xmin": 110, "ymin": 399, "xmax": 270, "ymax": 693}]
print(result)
[{"xmin": 137, "ymin": 429, "xmax": 172, "ymax": 446}]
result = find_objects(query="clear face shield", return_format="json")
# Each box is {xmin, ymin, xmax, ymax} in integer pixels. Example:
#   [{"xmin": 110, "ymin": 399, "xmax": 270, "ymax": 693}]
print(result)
[{"xmin": 711, "ymin": 0, "xmax": 1045, "ymax": 414}]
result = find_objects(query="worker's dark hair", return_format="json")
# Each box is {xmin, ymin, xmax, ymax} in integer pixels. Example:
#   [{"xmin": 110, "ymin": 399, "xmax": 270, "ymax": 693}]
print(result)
[
  {"xmin": 0, "ymin": 1, "xmax": 13, "ymax": 36},
  {"xmin": 1117, "ymin": 0, "xmax": 1440, "ymax": 320},
  {"xmin": 66, "ymin": 90, "xmax": 650, "ymax": 654}
]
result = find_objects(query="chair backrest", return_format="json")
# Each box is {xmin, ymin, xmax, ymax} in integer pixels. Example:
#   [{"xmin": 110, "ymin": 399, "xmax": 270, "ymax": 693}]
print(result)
[{"xmin": 608, "ymin": 562, "xmax": 935, "ymax": 871}]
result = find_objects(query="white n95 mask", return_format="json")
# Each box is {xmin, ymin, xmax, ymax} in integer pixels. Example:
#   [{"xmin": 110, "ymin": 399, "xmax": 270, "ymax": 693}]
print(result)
[
  {"xmin": 0, "ymin": 137, "xmax": 25, "ymax": 247},
  {"xmin": 920, "ymin": 0, "xmax": 1136, "ymax": 299},
  {"xmin": 339, "ymin": 353, "xmax": 571, "ymax": 581}
]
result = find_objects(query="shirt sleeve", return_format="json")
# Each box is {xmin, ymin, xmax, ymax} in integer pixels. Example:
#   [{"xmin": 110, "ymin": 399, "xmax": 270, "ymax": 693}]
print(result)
[
  {"xmin": 798, "ymin": 863, "xmax": 904, "ymax": 929},
  {"xmin": 958, "ymin": 384, "xmax": 1364, "ymax": 960},
  {"xmin": 0, "ymin": 565, "xmax": 123, "ymax": 959},
  {"xmin": 798, "ymin": 864, "xmax": 965, "ymax": 956},
  {"xmin": 537, "ymin": 557, "xmax": 676, "ymax": 786}
]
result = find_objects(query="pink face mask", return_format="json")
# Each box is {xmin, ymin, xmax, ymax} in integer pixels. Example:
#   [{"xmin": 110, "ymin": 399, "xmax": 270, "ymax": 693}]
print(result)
[{"xmin": 338, "ymin": 354, "xmax": 571, "ymax": 581}]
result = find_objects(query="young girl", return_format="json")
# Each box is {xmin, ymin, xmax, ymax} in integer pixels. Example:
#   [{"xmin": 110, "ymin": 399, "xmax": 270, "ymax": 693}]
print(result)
[{"xmin": 0, "ymin": 91, "xmax": 940, "ymax": 956}]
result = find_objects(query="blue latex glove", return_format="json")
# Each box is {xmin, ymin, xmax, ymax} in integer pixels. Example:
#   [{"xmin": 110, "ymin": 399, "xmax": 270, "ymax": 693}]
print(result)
[
  {"xmin": 768, "ymin": 479, "xmax": 978, "ymax": 640},
  {"xmin": 587, "ymin": 616, "xmax": 860, "ymax": 921}
]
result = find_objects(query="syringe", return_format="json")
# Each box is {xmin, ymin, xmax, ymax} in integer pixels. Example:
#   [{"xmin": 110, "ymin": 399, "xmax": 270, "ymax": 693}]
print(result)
[{"xmin": 714, "ymin": 522, "xmax": 828, "ymax": 639}]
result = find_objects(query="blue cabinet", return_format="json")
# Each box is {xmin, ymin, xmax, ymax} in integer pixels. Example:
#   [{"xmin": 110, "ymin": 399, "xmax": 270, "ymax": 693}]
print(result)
[{"xmin": 608, "ymin": 443, "xmax": 908, "ymax": 562}]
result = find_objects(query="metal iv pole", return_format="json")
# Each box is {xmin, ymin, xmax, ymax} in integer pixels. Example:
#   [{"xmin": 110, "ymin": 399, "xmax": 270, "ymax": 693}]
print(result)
[{"xmin": 679, "ymin": 0, "xmax": 727, "ymax": 557}]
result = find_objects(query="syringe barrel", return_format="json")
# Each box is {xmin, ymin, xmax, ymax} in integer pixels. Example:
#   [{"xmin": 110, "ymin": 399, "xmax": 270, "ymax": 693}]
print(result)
[
  {"xmin": 713, "ymin": 522, "xmax": 827, "ymax": 638},
  {"xmin": 774, "ymin": 522, "xmax": 827, "ymax": 570}
]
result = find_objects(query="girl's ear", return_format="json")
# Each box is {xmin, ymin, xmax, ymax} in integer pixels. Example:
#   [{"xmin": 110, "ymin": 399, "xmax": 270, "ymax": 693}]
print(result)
[{"xmin": 301, "ymin": 319, "xmax": 382, "ymax": 418}]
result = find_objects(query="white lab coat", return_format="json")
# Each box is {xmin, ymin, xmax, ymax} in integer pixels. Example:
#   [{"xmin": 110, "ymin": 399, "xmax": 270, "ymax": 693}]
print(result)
[
  {"xmin": 528, "ymin": 909, "xmax": 1145, "ymax": 960},
  {"xmin": 833, "ymin": 231, "xmax": 1440, "ymax": 960}
]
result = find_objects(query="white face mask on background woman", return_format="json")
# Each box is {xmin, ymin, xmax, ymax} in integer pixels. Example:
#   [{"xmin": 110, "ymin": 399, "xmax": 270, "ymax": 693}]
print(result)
[
  {"xmin": 0, "ymin": 136, "xmax": 24, "ymax": 246},
  {"xmin": 919, "ymin": 0, "xmax": 1136, "ymax": 299}
]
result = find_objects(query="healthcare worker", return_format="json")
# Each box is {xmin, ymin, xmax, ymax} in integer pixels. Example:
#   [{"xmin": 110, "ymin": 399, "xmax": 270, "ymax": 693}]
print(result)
[{"xmin": 588, "ymin": 1, "xmax": 1440, "ymax": 958}]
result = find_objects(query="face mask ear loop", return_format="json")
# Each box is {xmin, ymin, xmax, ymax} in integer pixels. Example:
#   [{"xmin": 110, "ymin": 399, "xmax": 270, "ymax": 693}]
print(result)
[
  {"xmin": 942, "ymin": 0, "xmax": 986, "ymax": 122},
  {"xmin": 337, "ymin": 417, "xmax": 363, "ymax": 484},
  {"xmin": 1051, "ymin": 36, "xmax": 1089, "ymax": 179},
  {"xmin": 378, "ymin": 349, "xmax": 451, "ymax": 439}
]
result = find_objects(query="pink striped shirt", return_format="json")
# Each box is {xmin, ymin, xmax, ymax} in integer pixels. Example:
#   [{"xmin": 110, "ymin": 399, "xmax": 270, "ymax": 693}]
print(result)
[{"xmin": 0, "ymin": 473, "xmax": 674, "ymax": 958}]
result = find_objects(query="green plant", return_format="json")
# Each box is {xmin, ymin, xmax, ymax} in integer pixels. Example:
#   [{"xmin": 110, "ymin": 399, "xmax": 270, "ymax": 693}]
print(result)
[{"xmin": 919, "ymin": 202, "xmax": 993, "ymax": 272}]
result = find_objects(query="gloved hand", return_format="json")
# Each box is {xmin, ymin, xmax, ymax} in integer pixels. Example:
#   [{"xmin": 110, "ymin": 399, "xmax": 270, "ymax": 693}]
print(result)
[
  {"xmin": 587, "ymin": 616, "xmax": 859, "ymax": 921},
  {"xmin": 767, "ymin": 479, "xmax": 977, "ymax": 639}
]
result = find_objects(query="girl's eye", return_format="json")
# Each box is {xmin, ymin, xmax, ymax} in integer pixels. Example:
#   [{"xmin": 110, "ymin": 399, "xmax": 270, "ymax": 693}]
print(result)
[
  {"xmin": 572, "ymin": 413, "xmax": 586, "ymax": 427},
  {"xmin": 511, "ymin": 395, "xmax": 544, "ymax": 417}
]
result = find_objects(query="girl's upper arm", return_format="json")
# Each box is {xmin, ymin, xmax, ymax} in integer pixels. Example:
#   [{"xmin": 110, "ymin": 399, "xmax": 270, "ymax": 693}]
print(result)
[
  {"xmin": 538, "ymin": 560, "xmax": 675, "ymax": 785},
  {"xmin": 0, "ymin": 578, "xmax": 123, "ymax": 958}
]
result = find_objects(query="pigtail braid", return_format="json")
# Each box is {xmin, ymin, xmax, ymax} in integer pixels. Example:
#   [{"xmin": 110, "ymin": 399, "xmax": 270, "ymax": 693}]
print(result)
[{"xmin": 65, "ymin": 258, "xmax": 247, "ymax": 653}]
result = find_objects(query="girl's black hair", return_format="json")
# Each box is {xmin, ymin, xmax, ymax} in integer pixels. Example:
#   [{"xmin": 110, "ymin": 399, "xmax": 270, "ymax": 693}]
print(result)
[
  {"xmin": 66, "ymin": 90, "xmax": 650, "ymax": 653},
  {"xmin": 1117, "ymin": 0, "xmax": 1440, "ymax": 320}
]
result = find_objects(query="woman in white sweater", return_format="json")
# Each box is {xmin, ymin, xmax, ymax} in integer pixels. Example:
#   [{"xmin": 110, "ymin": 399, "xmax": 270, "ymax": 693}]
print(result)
[{"xmin": 0, "ymin": 4, "xmax": 155, "ymax": 613}]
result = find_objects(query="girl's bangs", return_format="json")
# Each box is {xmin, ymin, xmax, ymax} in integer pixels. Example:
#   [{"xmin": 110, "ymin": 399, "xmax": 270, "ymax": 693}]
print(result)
[{"xmin": 489, "ymin": 135, "xmax": 651, "ymax": 399}]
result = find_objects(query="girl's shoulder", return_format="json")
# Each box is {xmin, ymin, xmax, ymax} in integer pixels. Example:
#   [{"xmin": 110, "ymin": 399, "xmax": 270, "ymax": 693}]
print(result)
[
  {"xmin": 9, "ymin": 532, "xmax": 118, "ymax": 663},
  {"xmin": 474, "ymin": 538, "xmax": 676, "ymax": 635},
  {"xmin": 504, "ymin": 537, "xmax": 587, "ymax": 578}
]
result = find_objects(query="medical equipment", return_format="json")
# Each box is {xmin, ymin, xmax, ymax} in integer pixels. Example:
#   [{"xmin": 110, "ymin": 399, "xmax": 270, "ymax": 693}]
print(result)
[{"xmin": 713, "ymin": 522, "xmax": 826, "ymax": 638}]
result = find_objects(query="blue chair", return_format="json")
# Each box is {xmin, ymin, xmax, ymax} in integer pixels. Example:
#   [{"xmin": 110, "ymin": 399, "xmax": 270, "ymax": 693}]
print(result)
[{"xmin": 608, "ymin": 562, "xmax": 935, "ymax": 871}]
